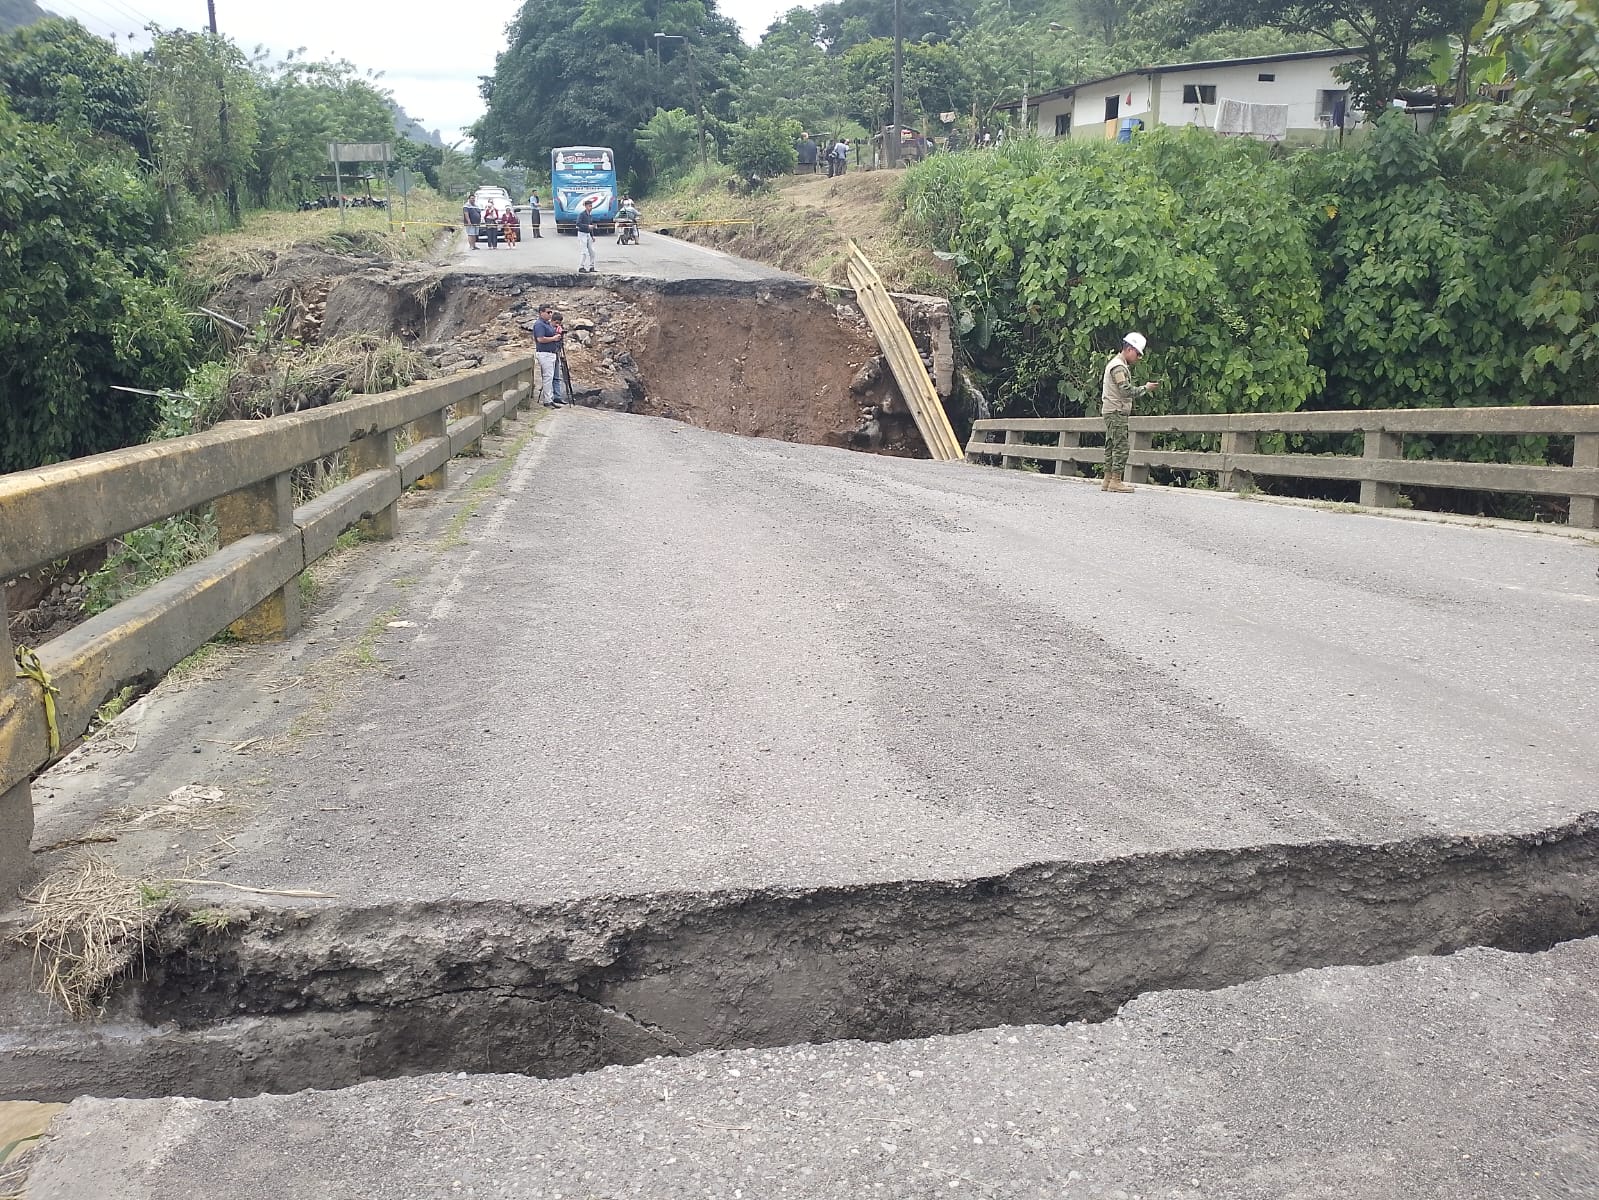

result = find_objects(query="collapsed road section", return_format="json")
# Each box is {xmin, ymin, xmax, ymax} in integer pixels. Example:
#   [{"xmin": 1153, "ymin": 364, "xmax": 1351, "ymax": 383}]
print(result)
[
  {"xmin": 199, "ymin": 245, "xmax": 964, "ymax": 455},
  {"xmin": 2, "ymin": 348, "xmax": 1596, "ymax": 1194},
  {"xmin": 2, "ymin": 817, "xmax": 1595, "ymax": 1102}
]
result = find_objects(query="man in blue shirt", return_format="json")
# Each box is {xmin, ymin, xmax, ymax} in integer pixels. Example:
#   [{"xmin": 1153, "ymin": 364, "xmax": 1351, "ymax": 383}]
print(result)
[
  {"xmin": 531, "ymin": 303, "xmax": 565, "ymax": 406},
  {"xmin": 576, "ymin": 197, "xmax": 597, "ymax": 273}
]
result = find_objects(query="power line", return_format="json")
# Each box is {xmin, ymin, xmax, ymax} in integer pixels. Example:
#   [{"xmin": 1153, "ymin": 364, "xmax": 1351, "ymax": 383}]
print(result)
[
  {"xmin": 97, "ymin": 0, "xmax": 160, "ymax": 31},
  {"xmin": 40, "ymin": 0, "xmax": 127, "ymax": 40}
]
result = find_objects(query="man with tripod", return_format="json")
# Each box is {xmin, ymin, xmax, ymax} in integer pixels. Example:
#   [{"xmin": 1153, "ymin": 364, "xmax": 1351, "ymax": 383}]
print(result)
[{"xmin": 532, "ymin": 303, "xmax": 567, "ymax": 407}]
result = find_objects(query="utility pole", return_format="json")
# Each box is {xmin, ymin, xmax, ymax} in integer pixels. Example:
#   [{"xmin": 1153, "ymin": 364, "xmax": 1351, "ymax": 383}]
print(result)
[
  {"xmin": 207, "ymin": 0, "xmax": 240, "ymax": 224},
  {"xmin": 889, "ymin": 0, "xmax": 903, "ymax": 168}
]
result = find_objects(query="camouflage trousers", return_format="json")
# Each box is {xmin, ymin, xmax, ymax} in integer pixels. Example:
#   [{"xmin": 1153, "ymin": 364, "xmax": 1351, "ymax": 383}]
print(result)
[{"xmin": 1103, "ymin": 411, "xmax": 1130, "ymax": 475}]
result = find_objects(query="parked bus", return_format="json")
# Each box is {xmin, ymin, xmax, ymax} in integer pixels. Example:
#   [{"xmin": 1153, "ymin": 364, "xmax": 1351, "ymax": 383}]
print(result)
[{"xmin": 550, "ymin": 145, "xmax": 618, "ymax": 234}]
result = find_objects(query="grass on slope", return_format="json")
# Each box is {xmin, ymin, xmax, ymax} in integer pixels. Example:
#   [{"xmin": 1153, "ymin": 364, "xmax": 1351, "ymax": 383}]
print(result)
[
  {"xmin": 185, "ymin": 188, "xmax": 460, "ymax": 292},
  {"xmin": 651, "ymin": 168, "xmax": 952, "ymax": 294}
]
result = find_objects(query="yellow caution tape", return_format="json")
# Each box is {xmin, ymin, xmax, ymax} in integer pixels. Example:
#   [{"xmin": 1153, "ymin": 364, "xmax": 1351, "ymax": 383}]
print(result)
[{"xmin": 13, "ymin": 646, "xmax": 60, "ymax": 756}]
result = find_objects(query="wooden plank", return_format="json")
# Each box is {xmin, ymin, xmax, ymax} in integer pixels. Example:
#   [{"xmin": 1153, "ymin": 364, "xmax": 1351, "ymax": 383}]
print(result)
[
  {"xmin": 857, "ymin": 259, "xmax": 953, "ymax": 460},
  {"xmin": 846, "ymin": 242, "xmax": 962, "ymax": 461}
]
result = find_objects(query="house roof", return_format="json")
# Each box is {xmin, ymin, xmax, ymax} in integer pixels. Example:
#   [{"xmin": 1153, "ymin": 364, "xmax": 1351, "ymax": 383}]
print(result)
[{"xmin": 996, "ymin": 46, "xmax": 1361, "ymax": 111}]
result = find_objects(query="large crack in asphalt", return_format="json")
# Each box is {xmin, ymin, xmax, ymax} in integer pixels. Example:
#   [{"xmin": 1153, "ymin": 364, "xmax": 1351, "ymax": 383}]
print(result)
[{"xmin": 3, "ymin": 816, "xmax": 1595, "ymax": 1102}]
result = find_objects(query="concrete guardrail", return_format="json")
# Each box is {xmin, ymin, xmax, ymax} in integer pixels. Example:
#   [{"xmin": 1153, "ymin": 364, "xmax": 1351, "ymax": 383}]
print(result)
[
  {"xmin": 967, "ymin": 406, "xmax": 1599, "ymax": 529},
  {"xmin": 0, "ymin": 354, "xmax": 539, "ymax": 893}
]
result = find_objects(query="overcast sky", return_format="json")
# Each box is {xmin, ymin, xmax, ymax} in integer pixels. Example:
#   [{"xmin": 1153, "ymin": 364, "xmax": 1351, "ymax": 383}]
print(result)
[{"xmin": 44, "ymin": 0, "xmax": 786, "ymax": 144}]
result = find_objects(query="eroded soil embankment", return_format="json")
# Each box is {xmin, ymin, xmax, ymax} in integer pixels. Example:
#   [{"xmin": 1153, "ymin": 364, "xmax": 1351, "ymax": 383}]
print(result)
[
  {"xmin": 3, "ymin": 817, "xmax": 1594, "ymax": 1102},
  {"xmin": 207, "ymin": 251, "xmax": 949, "ymax": 455}
]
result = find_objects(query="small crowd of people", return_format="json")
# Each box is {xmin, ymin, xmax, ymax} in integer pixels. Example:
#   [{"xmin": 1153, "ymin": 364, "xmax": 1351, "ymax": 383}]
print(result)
[
  {"xmin": 463, "ymin": 191, "xmax": 542, "ymax": 250},
  {"xmin": 794, "ymin": 133, "xmax": 855, "ymax": 177},
  {"xmin": 463, "ymin": 190, "xmax": 640, "ymax": 271}
]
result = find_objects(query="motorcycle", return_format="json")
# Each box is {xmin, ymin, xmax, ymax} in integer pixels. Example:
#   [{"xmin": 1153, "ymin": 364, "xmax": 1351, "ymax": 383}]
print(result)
[{"xmin": 616, "ymin": 210, "xmax": 641, "ymax": 245}]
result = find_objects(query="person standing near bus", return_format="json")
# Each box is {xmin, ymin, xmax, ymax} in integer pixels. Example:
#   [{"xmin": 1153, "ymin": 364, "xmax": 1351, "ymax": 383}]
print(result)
[
  {"xmin": 576, "ymin": 197, "xmax": 597, "ymax": 273},
  {"xmin": 528, "ymin": 192, "xmax": 542, "ymax": 238}
]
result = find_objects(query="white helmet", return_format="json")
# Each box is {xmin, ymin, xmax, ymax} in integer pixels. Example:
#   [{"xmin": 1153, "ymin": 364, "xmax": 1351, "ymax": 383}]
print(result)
[{"xmin": 1123, "ymin": 332, "xmax": 1148, "ymax": 354}]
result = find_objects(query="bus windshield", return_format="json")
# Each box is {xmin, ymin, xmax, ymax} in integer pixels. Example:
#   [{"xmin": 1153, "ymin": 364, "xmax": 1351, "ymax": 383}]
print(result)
[{"xmin": 551, "ymin": 146, "xmax": 618, "ymax": 226}]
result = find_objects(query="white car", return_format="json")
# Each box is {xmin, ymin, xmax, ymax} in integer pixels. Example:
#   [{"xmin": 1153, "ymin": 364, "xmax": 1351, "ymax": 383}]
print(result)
[{"xmin": 470, "ymin": 186, "xmax": 513, "ymax": 213}]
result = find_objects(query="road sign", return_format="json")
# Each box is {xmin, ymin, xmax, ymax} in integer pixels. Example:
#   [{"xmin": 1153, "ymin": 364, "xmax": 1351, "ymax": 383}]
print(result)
[{"xmin": 328, "ymin": 141, "xmax": 392, "ymax": 163}]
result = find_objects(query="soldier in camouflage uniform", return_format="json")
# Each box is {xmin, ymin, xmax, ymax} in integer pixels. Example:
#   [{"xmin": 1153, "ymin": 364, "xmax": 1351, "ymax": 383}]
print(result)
[{"xmin": 1100, "ymin": 332, "xmax": 1157, "ymax": 493}]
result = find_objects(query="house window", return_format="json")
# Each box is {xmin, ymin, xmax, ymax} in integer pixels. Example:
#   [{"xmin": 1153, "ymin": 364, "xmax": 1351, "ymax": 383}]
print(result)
[
  {"xmin": 1055, "ymin": 113, "xmax": 1072, "ymax": 136},
  {"xmin": 1317, "ymin": 88, "xmax": 1350, "ymax": 124},
  {"xmin": 1257, "ymin": 72, "xmax": 1276, "ymax": 81},
  {"xmin": 1182, "ymin": 84, "xmax": 1217, "ymax": 104},
  {"xmin": 1104, "ymin": 94, "xmax": 1120, "ymax": 120}
]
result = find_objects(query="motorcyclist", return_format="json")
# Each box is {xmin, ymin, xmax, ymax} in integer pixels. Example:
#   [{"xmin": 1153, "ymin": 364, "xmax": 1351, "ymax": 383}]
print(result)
[{"xmin": 616, "ymin": 195, "xmax": 641, "ymax": 244}]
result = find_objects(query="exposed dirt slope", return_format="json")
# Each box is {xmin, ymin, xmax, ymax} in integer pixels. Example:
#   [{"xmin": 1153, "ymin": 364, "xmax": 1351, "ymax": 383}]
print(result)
[{"xmin": 652, "ymin": 172, "xmax": 952, "ymax": 293}]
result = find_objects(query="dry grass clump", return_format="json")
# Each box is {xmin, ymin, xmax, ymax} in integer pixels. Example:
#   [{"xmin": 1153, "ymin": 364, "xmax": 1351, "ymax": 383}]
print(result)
[
  {"xmin": 185, "ymin": 191, "xmax": 460, "ymax": 290},
  {"xmin": 224, "ymin": 332, "xmax": 431, "ymax": 420},
  {"xmin": 14, "ymin": 855, "xmax": 171, "ymax": 1019}
]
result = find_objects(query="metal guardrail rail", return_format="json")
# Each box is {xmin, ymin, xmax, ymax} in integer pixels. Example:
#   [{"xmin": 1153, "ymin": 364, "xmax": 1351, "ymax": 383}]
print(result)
[
  {"xmin": 0, "ymin": 354, "xmax": 539, "ymax": 891},
  {"xmin": 966, "ymin": 406, "xmax": 1599, "ymax": 529}
]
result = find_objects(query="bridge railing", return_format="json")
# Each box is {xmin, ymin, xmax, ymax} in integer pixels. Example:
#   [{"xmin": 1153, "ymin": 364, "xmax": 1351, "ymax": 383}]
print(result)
[
  {"xmin": 0, "ymin": 354, "xmax": 538, "ymax": 891},
  {"xmin": 966, "ymin": 406, "xmax": 1599, "ymax": 529}
]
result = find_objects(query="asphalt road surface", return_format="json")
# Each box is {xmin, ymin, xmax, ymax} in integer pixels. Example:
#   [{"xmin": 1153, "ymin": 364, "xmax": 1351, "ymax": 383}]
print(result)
[
  {"xmin": 444, "ymin": 221, "xmax": 803, "ymax": 284},
  {"xmin": 30, "ymin": 408, "xmax": 1599, "ymax": 905},
  {"xmin": 27, "ymin": 940, "xmax": 1599, "ymax": 1199}
]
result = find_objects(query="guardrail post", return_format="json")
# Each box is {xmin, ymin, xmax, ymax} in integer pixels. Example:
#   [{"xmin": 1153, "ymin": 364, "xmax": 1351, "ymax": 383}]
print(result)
[
  {"xmin": 1360, "ymin": 429, "xmax": 1401, "ymax": 508},
  {"xmin": 1000, "ymin": 429, "xmax": 1025, "ymax": 469},
  {"xmin": 1572, "ymin": 434, "xmax": 1599, "ymax": 529},
  {"xmin": 459, "ymin": 389, "xmax": 486, "ymax": 456},
  {"xmin": 349, "ymin": 427, "xmax": 398, "ymax": 540},
  {"xmin": 1055, "ymin": 431, "xmax": 1082, "ymax": 477},
  {"xmin": 0, "ymin": 593, "xmax": 36, "ymax": 893},
  {"xmin": 412, "ymin": 409, "xmax": 449, "ymax": 490},
  {"xmin": 1220, "ymin": 431, "xmax": 1255, "ymax": 492},
  {"xmin": 1126, "ymin": 430, "xmax": 1152, "ymax": 485},
  {"xmin": 517, "ymin": 367, "xmax": 535, "ymax": 413},
  {"xmin": 215, "ymin": 473, "xmax": 302, "ymax": 641}
]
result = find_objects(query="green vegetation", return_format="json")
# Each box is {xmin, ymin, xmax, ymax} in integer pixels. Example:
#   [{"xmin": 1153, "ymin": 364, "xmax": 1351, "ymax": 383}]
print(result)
[
  {"xmin": 0, "ymin": 102, "xmax": 195, "ymax": 473},
  {"xmin": 902, "ymin": 131, "xmax": 1324, "ymax": 417},
  {"xmin": 902, "ymin": 110, "xmax": 1591, "ymax": 429},
  {"xmin": 0, "ymin": 15, "xmax": 454, "ymax": 476},
  {"xmin": 81, "ymin": 512, "xmax": 219, "ymax": 616},
  {"xmin": 730, "ymin": 117, "xmax": 800, "ymax": 178}
]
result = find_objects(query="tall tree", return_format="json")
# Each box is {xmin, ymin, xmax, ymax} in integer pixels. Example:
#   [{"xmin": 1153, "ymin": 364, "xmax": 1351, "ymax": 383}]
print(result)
[
  {"xmin": 250, "ymin": 53, "xmax": 395, "ymax": 204},
  {"xmin": 473, "ymin": 0, "xmax": 744, "ymax": 176},
  {"xmin": 735, "ymin": 9, "xmax": 848, "ymax": 131},
  {"xmin": 0, "ymin": 103, "xmax": 194, "ymax": 471},
  {"xmin": 841, "ymin": 38, "xmax": 971, "ymax": 130},
  {"xmin": 0, "ymin": 17, "xmax": 149, "ymax": 155},
  {"xmin": 1192, "ymin": 0, "xmax": 1484, "ymax": 110},
  {"xmin": 145, "ymin": 27, "xmax": 260, "ymax": 212}
]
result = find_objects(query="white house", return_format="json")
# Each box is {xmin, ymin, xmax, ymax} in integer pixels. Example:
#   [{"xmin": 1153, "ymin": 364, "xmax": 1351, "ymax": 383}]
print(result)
[{"xmin": 1001, "ymin": 48, "xmax": 1364, "ymax": 142}]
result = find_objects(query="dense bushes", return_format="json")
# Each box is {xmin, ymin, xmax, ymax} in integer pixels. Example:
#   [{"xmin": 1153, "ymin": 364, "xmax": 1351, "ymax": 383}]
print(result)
[
  {"xmin": 901, "ymin": 132, "xmax": 1324, "ymax": 418},
  {"xmin": 0, "ymin": 106, "xmax": 195, "ymax": 472},
  {"xmin": 901, "ymin": 120, "xmax": 1582, "ymax": 422},
  {"xmin": 1296, "ymin": 118, "xmax": 1567, "ymax": 413}
]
